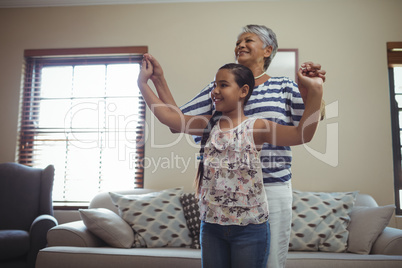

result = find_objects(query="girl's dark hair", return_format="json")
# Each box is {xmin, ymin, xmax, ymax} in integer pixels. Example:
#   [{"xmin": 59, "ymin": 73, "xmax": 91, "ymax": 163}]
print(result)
[{"xmin": 194, "ymin": 63, "xmax": 254, "ymax": 195}]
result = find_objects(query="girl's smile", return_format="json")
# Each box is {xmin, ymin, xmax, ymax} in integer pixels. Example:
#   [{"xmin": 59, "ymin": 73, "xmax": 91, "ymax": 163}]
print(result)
[{"xmin": 212, "ymin": 96, "xmax": 222, "ymax": 104}]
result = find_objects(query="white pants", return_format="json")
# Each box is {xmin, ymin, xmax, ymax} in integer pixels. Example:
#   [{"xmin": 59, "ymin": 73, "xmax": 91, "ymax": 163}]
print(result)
[{"xmin": 265, "ymin": 182, "xmax": 293, "ymax": 268}]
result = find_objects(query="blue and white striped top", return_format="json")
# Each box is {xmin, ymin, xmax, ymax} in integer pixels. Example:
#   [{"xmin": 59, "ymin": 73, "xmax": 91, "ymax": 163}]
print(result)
[{"xmin": 181, "ymin": 77, "xmax": 304, "ymax": 184}]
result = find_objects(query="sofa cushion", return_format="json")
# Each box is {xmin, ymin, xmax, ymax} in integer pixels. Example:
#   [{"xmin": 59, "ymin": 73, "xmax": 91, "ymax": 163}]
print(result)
[
  {"xmin": 289, "ymin": 190, "xmax": 358, "ymax": 252},
  {"xmin": 180, "ymin": 193, "xmax": 201, "ymax": 249},
  {"xmin": 109, "ymin": 187, "xmax": 192, "ymax": 248},
  {"xmin": 79, "ymin": 208, "xmax": 135, "ymax": 248},
  {"xmin": 347, "ymin": 205, "xmax": 395, "ymax": 254},
  {"xmin": 0, "ymin": 230, "xmax": 30, "ymax": 260}
]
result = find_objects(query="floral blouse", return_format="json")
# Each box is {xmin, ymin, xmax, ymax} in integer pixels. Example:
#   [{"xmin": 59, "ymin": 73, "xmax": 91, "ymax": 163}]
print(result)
[{"xmin": 199, "ymin": 117, "xmax": 269, "ymax": 225}]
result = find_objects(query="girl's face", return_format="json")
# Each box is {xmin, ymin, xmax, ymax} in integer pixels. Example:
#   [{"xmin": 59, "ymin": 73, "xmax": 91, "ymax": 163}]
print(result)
[
  {"xmin": 211, "ymin": 69, "xmax": 248, "ymax": 113},
  {"xmin": 234, "ymin": 32, "xmax": 271, "ymax": 69}
]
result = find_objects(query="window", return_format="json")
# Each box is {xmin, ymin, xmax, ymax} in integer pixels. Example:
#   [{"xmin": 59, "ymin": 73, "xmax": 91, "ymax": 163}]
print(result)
[
  {"xmin": 388, "ymin": 42, "xmax": 402, "ymax": 215},
  {"xmin": 18, "ymin": 47, "xmax": 147, "ymax": 206}
]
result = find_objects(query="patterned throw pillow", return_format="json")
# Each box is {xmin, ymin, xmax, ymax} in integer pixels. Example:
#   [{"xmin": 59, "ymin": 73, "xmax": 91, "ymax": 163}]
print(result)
[
  {"xmin": 109, "ymin": 187, "xmax": 192, "ymax": 248},
  {"xmin": 289, "ymin": 190, "xmax": 358, "ymax": 252},
  {"xmin": 180, "ymin": 193, "xmax": 201, "ymax": 249}
]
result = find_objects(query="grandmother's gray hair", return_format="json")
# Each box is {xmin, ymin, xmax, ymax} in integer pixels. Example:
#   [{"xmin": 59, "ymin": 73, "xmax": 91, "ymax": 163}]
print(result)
[{"xmin": 239, "ymin": 25, "xmax": 278, "ymax": 71}]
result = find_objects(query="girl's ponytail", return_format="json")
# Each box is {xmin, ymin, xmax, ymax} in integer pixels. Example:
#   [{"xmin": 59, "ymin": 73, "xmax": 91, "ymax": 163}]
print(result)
[{"xmin": 194, "ymin": 111, "xmax": 222, "ymax": 196}]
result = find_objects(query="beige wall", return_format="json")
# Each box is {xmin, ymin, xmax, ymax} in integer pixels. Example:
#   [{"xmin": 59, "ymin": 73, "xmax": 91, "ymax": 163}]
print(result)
[{"xmin": 1, "ymin": 0, "xmax": 402, "ymax": 226}]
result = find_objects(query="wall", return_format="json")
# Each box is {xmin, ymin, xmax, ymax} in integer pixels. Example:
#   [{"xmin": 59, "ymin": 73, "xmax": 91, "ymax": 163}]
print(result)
[{"xmin": 0, "ymin": 0, "xmax": 401, "ymax": 226}]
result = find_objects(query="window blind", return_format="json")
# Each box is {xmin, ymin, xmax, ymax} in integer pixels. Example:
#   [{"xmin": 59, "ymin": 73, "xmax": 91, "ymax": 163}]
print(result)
[
  {"xmin": 387, "ymin": 42, "xmax": 402, "ymax": 214},
  {"xmin": 18, "ymin": 47, "xmax": 147, "ymax": 205}
]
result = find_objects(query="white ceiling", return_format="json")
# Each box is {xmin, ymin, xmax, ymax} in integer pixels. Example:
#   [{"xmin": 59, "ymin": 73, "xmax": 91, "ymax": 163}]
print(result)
[{"xmin": 0, "ymin": 0, "xmax": 273, "ymax": 8}]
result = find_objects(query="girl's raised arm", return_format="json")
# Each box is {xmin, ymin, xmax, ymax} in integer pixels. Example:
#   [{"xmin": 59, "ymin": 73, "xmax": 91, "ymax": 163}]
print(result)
[
  {"xmin": 254, "ymin": 67, "xmax": 323, "ymax": 147},
  {"xmin": 137, "ymin": 58, "xmax": 210, "ymax": 136}
]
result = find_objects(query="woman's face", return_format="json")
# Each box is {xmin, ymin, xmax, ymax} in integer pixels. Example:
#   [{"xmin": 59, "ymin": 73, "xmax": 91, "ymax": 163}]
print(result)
[{"xmin": 235, "ymin": 32, "xmax": 272, "ymax": 69}]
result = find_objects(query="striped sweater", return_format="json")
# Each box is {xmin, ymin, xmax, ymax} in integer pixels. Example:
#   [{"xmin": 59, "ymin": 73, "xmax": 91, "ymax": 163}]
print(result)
[{"xmin": 181, "ymin": 77, "xmax": 304, "ymax": 184}]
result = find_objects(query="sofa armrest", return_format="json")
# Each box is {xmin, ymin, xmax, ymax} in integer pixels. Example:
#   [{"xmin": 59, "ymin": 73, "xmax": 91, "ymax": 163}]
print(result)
[
  {"xmin": 47, "ymin": 220, "xmax": 107, "ymax": 247},
  {"xmin": 371, "ymin": 226, "xmax": 402, "ymax": 255}
]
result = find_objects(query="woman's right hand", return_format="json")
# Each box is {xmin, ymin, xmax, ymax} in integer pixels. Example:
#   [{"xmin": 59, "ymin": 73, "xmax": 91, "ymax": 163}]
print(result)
[
  {"xmin": 143, "ymin": 53, "xmax": 164, "ymax": 81},
  {"xmin": 138, "ymin": 58, "xmax": 153, "ymax": 86}
]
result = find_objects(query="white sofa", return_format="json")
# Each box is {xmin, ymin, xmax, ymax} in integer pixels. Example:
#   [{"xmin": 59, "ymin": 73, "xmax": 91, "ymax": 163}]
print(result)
[{"xmin": 36, "ymin": 189, "xmax": 402, "ymax": 268}]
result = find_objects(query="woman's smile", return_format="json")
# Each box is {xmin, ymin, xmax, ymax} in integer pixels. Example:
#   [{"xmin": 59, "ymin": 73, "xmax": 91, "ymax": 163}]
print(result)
[{"xmin": 237, "ymin": 50, "xmax": 249, "ymax": 57}]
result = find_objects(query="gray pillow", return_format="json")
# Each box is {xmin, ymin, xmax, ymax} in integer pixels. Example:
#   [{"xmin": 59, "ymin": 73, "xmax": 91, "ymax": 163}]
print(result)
[
  {"xmin": 347, "ymin": 205, "xmax": 395, "ymax": 254},
  {"xmin": 79, "ymin": 208, "xmax": 134, "ymax": 248}
]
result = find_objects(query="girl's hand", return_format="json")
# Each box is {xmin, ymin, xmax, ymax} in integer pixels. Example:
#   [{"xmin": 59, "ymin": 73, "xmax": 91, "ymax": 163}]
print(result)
[
  {"xmin": 300, "ymin": 62, "xmax": 326, "ymax": 82},
  {"xmin": 299, "ymin": 62, "xmax": 325, "ymax": 99},
  {"xmin": 297, "ymin": 67, "xmax": 323, "ymax": 96},
  {"xmin": 143, "ymin": 53, "xmax": 164, "ymax": 81},
  {"xmin": 138, "ymin": 58, "xmax": 153, "ymax": 86}
]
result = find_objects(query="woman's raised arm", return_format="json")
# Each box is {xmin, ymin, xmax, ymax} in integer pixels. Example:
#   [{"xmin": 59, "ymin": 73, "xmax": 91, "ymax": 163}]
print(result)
[
  {"xmin": 137, "ymin": 58, "xmax": 210, "ymax": 136},
  {"xmin": 254, "ymin": 67, "xmax": 323, "ymax": 147}
]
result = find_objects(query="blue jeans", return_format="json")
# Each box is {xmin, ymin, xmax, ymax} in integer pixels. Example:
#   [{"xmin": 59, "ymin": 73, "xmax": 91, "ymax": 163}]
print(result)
[{"xmin": 200, "ymin": 221, "xmax": 270, "ymax": 268}]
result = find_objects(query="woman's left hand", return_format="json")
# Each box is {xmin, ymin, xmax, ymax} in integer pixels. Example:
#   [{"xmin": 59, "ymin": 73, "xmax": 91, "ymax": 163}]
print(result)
[
  {"xmin": 297, "ymin": 67, "xmax": 324, "ymax": 96},
  {"xmin": 301, "ymin": 62, "xmax": 326, "ymax": 81},
  {"xmin": 299, "ymin": 62, "xmax": 326, "ymax": 99}
]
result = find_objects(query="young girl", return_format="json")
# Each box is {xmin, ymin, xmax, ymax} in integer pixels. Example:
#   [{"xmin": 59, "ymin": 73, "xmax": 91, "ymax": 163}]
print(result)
[{"xmin": 137, "ymin": 58, "xmax": 323, "ymax": 268}]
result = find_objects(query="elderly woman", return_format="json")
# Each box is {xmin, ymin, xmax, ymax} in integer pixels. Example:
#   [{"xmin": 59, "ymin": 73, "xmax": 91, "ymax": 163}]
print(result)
[{"xmin": 148, "ymin": 24, "xmax": 326, "ymax": 268}]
